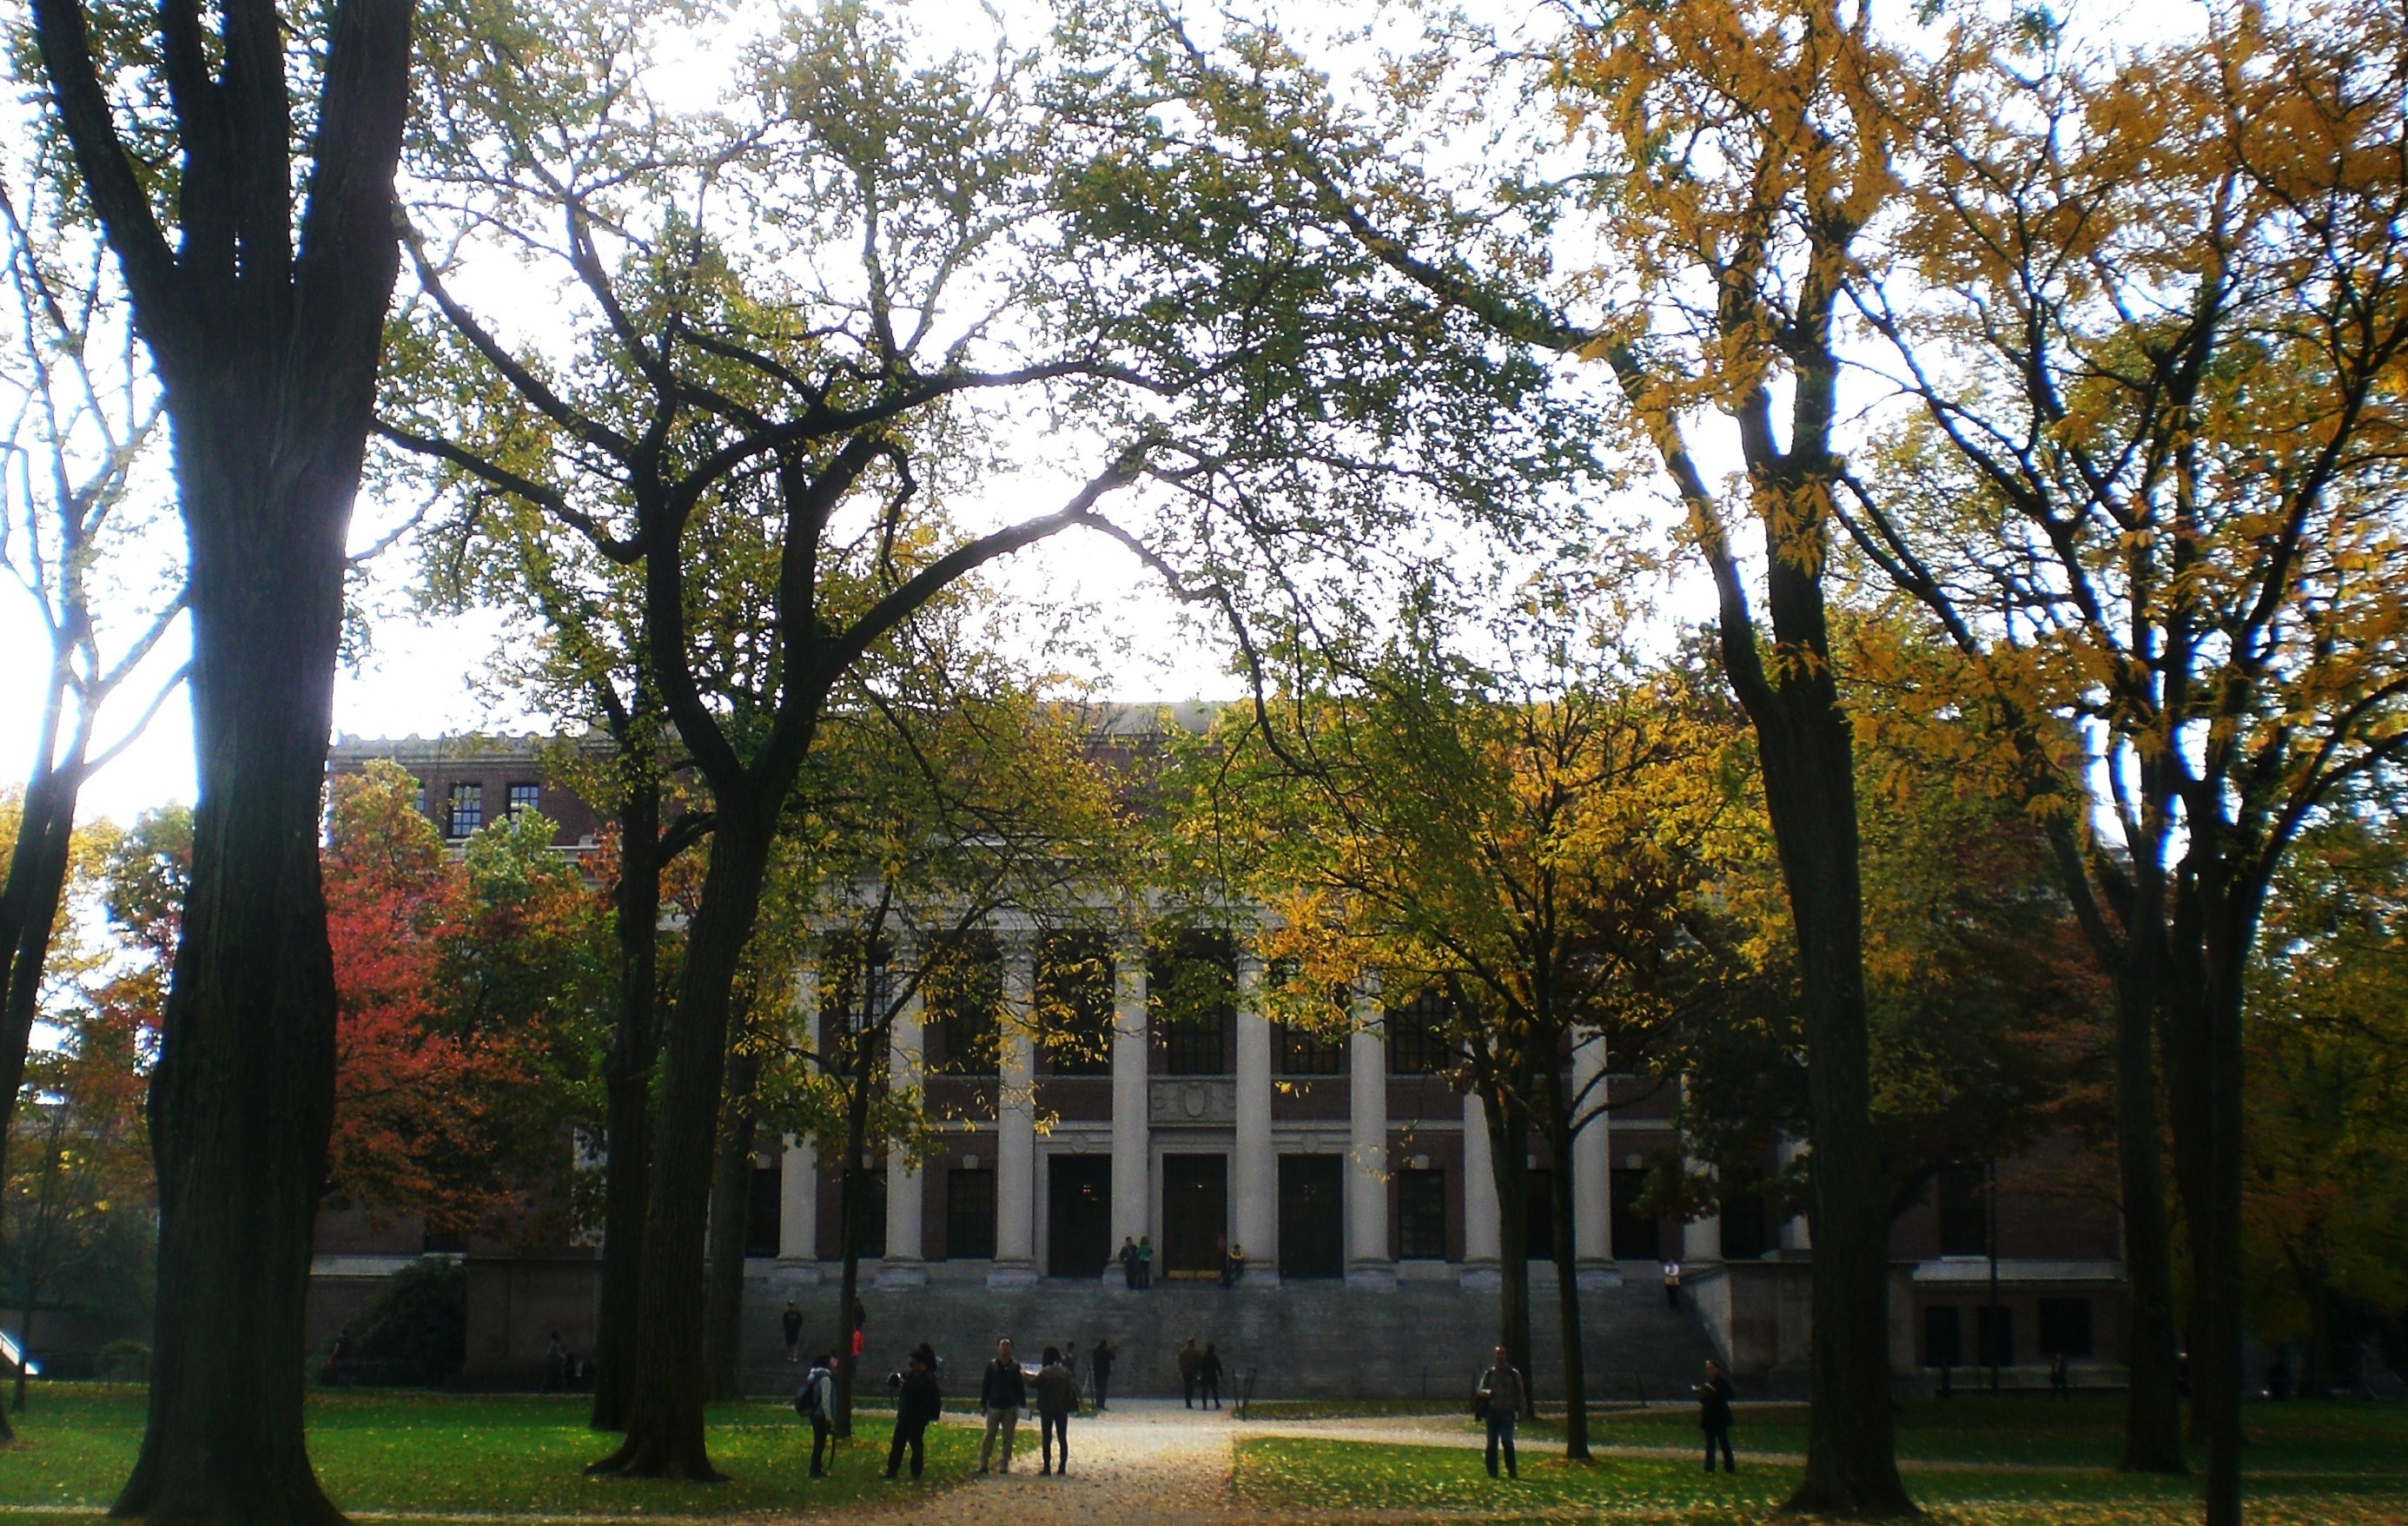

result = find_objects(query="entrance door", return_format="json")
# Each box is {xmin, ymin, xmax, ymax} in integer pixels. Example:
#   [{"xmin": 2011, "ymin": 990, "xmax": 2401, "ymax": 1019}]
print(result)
[
  {"xmin": 1048, "ymin": 1155, "xmax": 1112, "ymax": 1278},
  {"xmin": 1278, "ymin": 1154, "xmax": 1343, "ymax": 1278},
  {"xmin": 1161, "ymin": 1153, "xmax": 1227, "ymax": 1277}
]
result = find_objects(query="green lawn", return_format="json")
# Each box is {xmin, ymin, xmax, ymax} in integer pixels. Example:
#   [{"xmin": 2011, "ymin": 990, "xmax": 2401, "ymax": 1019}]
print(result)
[
  {"xmin": 0, "ymin": 1385, "xmax": 1009, "ymax": 1519},
  {"xmin": 1234, "ymin": 1399, "xmax": 2408, "ymax": 1524}
]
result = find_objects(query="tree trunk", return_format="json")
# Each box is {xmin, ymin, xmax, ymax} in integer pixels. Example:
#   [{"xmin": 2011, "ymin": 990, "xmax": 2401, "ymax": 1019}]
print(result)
[
  {"xmin": 591, "ymin": 777, "xmax": 663, "ymax": 1431},
  {"xmin": 704, "ymin": 1049, "xmax": 762, "ymax": 1403},
  {"xmin": 832, "ymin": 1055, "xmax": 877, "ymax": 1440},
  {"xmin": 1484, "ymin": 1089, "xmax": 1536, "ymax": 1412},
  {"xmin": 0, "ymin": 766, "xmax": 83, "ymax": 1445},
  {"xmin": 1737, "ymin": 552, "xmax": 1913, "ymax": 1516},
  {"xmin": 2299, "ymin": 1275, "xmax": 2330, "ymax": 1402},
  {"xmin": 1545, "ymin": 1087, "xmax": 1591, "ymax": 1459},
  {"xmin": 2110, "ymin": 944, "xmax": 2186, "ymax": 1473},
  {"xmin": 112, "ymin": 448, "xmax": 361, "ymax": 1525},
  {"xmin": 589, "ymin": 808, "xmax": 777, "ymax": 1481},
  {"xmin": 2191, "ymin": 890, "xmax": 2253, "ymax": 1526}
]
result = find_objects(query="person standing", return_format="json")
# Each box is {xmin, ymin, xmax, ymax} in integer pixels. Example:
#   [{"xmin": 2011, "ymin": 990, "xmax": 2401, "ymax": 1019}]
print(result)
[
  {"xmin": 782, "ymin": 1301, "xmax": 804, "ymax": 1364},
  {"xmin": 887, "ymin": 1350, "xmax": 942, "ymax": 1480},
  {"xmin": 1697, "ymin": 1358, "xmax": 1736, "ymax": 1473},
  {"xmin": 1035, "ymin": 1345, "xmax": 1078, "ymax": 1476},
  {"xmin": 1476, "ymin": 1344, "xmax": 1525, "ymax": 1480},
  {"xmin": 1200, "ymin": 1342, "xmax": 1225, "ymax": 1410},
  {"xmin": 797, "ymin": 1351, "xmax": 837, "ymax": 1478},
  {"xmin": 545, "ymin": 1331, "xmax": 568, "ymax": 1393},
  {"xmin": 1662, "ymin": 1259, "xmax": 1683, "ymax": 1311},
  {"xmin": 1136, "ymin": 1235, "xmax": 1154, "ymax": 1289},
  {"xmin": 978, "ymin": 1338, "xmax": 1027, "ymax": 1475},
  {"xmin": 1177, "ymin": 1337, "xmax": 1202, "ymax": 1409},
  {"xmin": 1118, "ymin": 1237, "xmax": 1140, "ymax": 1290},
  {"xmin": 1091, "ymin": 1338, "xmax": 1117, "ymax": 1412}
]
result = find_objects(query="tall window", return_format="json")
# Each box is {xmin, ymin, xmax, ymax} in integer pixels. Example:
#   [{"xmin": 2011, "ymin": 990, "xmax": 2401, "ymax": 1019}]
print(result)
[
  {"xmin": 1266, "ymin": 957, "xmax": 1344, "ymax": 1074},
  {"xmin": 1036, "ymin": 932, "xmax": 1113, "ymax": 1075},
  {"xmin": 1386, "ymin": 990, "xmax": 1455, "ymax": 1076},
  {"xmin": 925, "ymin": 934, "xmax": 1002, "ymax": 1077},
  {"xmin": 1398, "ymin": 1168, "xmax": 1447, "ymax": 1258},
  {"xmin": 947, "ymin": 1168, "xmax": 997, "ymax": 1258},
  {"xmin": 1274, "ymin": 1021, "xmax": 1342, "ymax": 1075},
  {"xmin": 1935, "ymin": 1162, "xmax": 1990, "ymax": 1257},
  {"xmin": 506, "ymin": 782, "xmax": 541, "ymax": 818},
  {"xmin": 446, "ymin": 783, "xmax": 482, "ymax": 838},
  {"xmin": 1151, "ymin": 931, "xmax": 1234, "ymax": 1076}
]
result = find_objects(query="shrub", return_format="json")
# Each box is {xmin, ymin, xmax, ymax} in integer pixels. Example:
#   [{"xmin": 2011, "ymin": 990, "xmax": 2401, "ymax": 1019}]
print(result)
[{"xmin": 334, "ymin": 1258, "xmax": 466, "ymax": 1386}]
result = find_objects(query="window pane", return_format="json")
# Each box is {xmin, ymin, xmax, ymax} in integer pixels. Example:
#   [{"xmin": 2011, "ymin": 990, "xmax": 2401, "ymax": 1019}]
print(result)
[
  {"xmin": 925, "ymin": 934, "xmax": 1002, "ymax": 1077},
  {"xmin": 447, "ymin": 783, "xmax": 482, "ymax": 838},
  {"xmin": 1399, "ymin": 1169, "xmax": 1447, "ymax": 1259},
  {"xmin": 1923, "ymin": 1305, "xmax": 1963, "ymax": 1367},
  {"xmin": 1275, "ymin": 1021, "xmax": 1342, "ymax": 1075},
  {"xmin": 506, "ymin": 782, "xmax": 541, "ymax": 817},
  {"xmin": 1386, "ymin": 991, "xmax": 1454, "ymax": 1076},
  {"xmin": 947, "ymin": 1168, "xmax": 996, "ymax": 1259},
  {"xmin": 1151, "ymin": 932, "xmax": 1234, "ymax": 1076}
]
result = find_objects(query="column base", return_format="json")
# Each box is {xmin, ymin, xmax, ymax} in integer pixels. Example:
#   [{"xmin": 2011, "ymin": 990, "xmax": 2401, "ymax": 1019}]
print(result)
[
  {"xmin": 986, "ymin": 1261, "xmax": 1039, "ymax": 1289},
  {"xmin": 1459, "ymin": 1260, "xmax": 1502, "ymax": 1290},
  {"xmin": 773, "ymin": 1259, "xmax": 824, "ymax": 1287},
  {"xmin": 874, "ymin": 1258, "xmax": 929, "ymax": 1290},
  {"xmin": 1345, "ymin": 1261, "xmax": 1399, "ymax": 1291},
  {"xmin": 1574, "ymin": 1261, "xmax": 1624, "ymax": 1290}
]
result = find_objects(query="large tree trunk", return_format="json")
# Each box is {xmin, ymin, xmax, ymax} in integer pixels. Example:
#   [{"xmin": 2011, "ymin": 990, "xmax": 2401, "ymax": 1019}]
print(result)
[
  {"xmin": 112, "ymin": 450, "xmax": 359, "ymax": 1524},
  {"xmin": 2110, "ymin": 941, "xmax": 2187, "ymax": 1473},
  {"xmin": 591, "ymin": 776, "xmax": 662, "ymax": 1431},
  {"xmin": 704, "ymin": 1049, "xmax": 762, "ymax": 1403},
  {"xmin": 831, "ymin": 1058, "xmax": 877, "ymax": 1439},
  {"xmin": 590, "ymin": 809, "xmax": 776, "ymax": 1480},
  {"xmin": 0, "ymin": 767, "xmax": 83, "ymax": 1445},
  {"xmin": 2186, "ymin": 885, "xmax": 2255, "ymax": 1526},
  {"xmin": 1483, "ymin": 1089, "xmax": 1537, "ymax": 1413},
  {"xmin": 1544, "ymin": 1083, "xmax": 1591, "ymax": 1459}
]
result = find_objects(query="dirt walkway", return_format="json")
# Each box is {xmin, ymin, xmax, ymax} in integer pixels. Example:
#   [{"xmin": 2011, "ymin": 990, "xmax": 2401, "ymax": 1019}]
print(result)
[{"xmin": 866, "ymin": 1400, "xmax": 1237, "ymax": 1526}]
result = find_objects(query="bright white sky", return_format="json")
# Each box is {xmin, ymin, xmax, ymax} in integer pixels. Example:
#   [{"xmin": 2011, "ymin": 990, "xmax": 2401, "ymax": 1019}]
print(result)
[{"xmin": 0, "ymin": 0, "xmax": 2200, "ymax": 828}]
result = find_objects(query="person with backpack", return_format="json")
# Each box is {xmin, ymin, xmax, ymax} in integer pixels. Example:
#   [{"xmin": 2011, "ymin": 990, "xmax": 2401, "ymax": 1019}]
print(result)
[
  {"xmin": 1035, "ymin": 1345, "xmax": 1078, "ymax": 1475},
  {"xmin": 1696, "ymin": 1358, "xmax": 1736, "ymax": 1473},
  {"xmin": 796, "ymin": 1352, "xmax": 837, "ymax": 1477},
  {"xmin": 886, "ymin": 1350, "xmax": 943, "ymax": 1480},
  {"xmin": 1475, "ymin": 1344, "xmax": 1525, "ymax": 1480},
  {"xmin": 977, "ymin": 1338, "xmax": 1027, "ymax": 1474}
]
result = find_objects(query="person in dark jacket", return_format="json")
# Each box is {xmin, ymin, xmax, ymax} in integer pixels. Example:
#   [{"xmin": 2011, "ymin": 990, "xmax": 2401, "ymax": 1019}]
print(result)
[
  {"xmin": 1697, "ymin": 1358, "xmax": 1736, "ymax": 1472},
  {"xmin": 1200, "ymin": 1342, "xmax": 1225, "ymax": 1410},
  {"xmin": 1476, "ymin": 1345, "xmax": 1525, "ymax": 1479},
  {"xmin": 977, "ymin": 1338, "xmax": 1027, "ymax": 1474},
  {"xmin": 1035, "ymin": 1346, "xmax": 1078, "ymax": 1475},
  {"xmin": 782, "ymin": 1301, "xmax": 804, "ymax": 1364},
  {"xmin": 1118, "ymin": 1237, "xmax": 1140, "ymax": 1290},
  {"xmin": 1090, "ymin": 1338, "xmax": 1117, "ymax": 1411},
  {"xmin": 886, "ymin": 1351, "xmax": 943, "ymax": 1479},
  {"xmin": 1177, "ymin": 1337, "xmax": 1202, "ymax": 1408}
]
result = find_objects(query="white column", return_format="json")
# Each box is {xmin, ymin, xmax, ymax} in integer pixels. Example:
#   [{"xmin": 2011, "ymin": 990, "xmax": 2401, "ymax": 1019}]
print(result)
[
  {"xmin": 778, "ymin": 955, "xmax": 819, "ymax": 1274},
  {"xmin": 991, "ymin": 934, "xmax": 1039, "ymax": 1286},
  {"xmin": 1777, "ymin": 1133, "xmax": 1811, "ymax": 1252},
  {"xmin": 1571, "ymin": 1027, "xmax": 1617, "ymax": 1285},
  {"xmin": 1460, "ymin": 1089, "xmax": 1501, "ymax": 1286},
  {"xmin": 1346, "ymin": 977, "xmax": 1393, "ymax": 1286},
  {"xmin": 1110, "ymin": 928, "xmax": 1150, "ymax": 1263},
  {"xmin": 1233, "ymin": 948, "xmax": 1278, "ymax": 1282},
  {"xmin": 878, "ymin": 941, "xmax": 927, "ymax": 1287}
]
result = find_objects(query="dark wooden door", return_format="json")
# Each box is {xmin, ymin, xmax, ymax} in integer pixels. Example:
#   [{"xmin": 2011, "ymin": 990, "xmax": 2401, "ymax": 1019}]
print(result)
[
  {"xmin": 1161, "ymin": 1153, "xmax": 1227, "ymax": 1276},
  {"xmin": 1048, "ymin": 1155, "xmax": 1112, "ymax": 1277},
  {"xmin": 1277, "ymin": 1154, "xmax": 1343, "ymax": 1278}
]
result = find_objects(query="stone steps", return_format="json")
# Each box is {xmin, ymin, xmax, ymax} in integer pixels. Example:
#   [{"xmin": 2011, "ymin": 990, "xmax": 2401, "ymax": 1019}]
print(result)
[{"xmin": 741, "ymin": 1267, "xmax": 1719, "ymax": 1404}]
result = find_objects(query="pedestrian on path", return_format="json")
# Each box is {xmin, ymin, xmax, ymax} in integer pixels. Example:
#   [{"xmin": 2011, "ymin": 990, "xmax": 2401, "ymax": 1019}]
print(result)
[
  {"xmin": 1137, "ymin": 1235, "xmax": 1154, "ymax": 1289},
  {"xmin": 978, "ymin": 1338, "xmax": 1027, "ymax": 1474},
  {"xmin": 1222, "ymin": 1243, "xmax": 1247, "ymax": 1287},
  {"xmin": 1091, "ymin": 1338, "xmax": 1116, "ymax": 1411},
  {"xmin": 1178, "ymin": 1337, "xmax": 1202, "ymax": 1408},
  {"xmin": 1119, "ymin": 1237, "xmax": 1140, "ymax": 1290},
  {"xmin": 1036, "ymin": 1345, "xmax": 1078, "ymax": 1475},
  {"xmin": 1697, "ymin": 1358, "xmax": 1736, "ymax": 1473},
  {"xmin": 1200, "ymin": 1342, "xmax": 1225, "ymax": 1410},
  {"xmin": 797, "ymin": 1351, "xmax": 837, "ymax": 1478},
  {"xmin": 1476, "ymin": 1344, "xmax": 1525, "ymax": 1480},
  {"xmin": 887, "ymin": 1350, "xmax": 942, "ymax": 1480},
  {"xmin": 782, "ymin": 1301, "xmax": 804, "ymax": 1364},
  {"xmin": 1662, "ymin": 1259, "xmax": 1682, "ymax": 1310}
]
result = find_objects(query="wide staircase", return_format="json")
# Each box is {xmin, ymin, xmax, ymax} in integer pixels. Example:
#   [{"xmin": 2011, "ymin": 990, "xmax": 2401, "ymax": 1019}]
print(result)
[{"xmin": 741, "ymin": 1269, "xmax": 1717, "ymax": 1405}]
